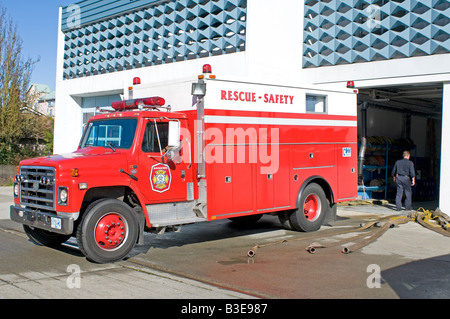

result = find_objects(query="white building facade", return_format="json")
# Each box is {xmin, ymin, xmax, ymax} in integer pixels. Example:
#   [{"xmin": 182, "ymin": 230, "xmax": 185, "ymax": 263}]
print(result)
[{"xmin": 55, "ymin": 0, "xmax": 450, "ymax": 210}]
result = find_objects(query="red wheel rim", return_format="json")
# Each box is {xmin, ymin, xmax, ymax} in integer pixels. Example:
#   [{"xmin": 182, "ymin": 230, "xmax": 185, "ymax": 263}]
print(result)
[
  {"xmin": 94, "ymin": 213, "xmax": 128, "ymax": 251},
  {"xmin": 303, "ymin": 194, "xmax": 321, "ymax": 221}
]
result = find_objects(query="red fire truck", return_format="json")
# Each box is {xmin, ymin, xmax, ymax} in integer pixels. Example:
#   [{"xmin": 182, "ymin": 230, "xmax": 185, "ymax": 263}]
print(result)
[{"xmin": 11, "ymin": 66, "xmax": 358, "ymax": 263}]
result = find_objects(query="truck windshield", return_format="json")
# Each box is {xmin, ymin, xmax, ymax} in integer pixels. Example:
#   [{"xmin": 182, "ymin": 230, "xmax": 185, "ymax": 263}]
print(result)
[{"xmin": 80, "ymin": 118, "xmax": 138, "ymax": 150}]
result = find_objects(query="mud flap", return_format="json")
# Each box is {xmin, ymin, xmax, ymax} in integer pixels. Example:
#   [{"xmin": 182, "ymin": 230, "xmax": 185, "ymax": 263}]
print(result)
[
  {"xmin": 136, "ymin": 208, "xmax": 146, "ymax": 246},
  {"xmin": 323, "ymin": 203, "xmax": 337, "ymax": 226}
]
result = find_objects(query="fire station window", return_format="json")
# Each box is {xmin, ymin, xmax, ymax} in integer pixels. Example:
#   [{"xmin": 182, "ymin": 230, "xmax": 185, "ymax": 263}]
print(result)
[
  {"xmin": 306, "ymin": 94, "xmax": 327, "ymax": 113},
  {"xmin": 142, "ymin": 122, "xmax": 169, "ymax": 153}
]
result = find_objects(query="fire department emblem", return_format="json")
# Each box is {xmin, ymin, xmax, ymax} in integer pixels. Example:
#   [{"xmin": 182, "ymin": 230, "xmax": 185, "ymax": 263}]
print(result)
[{"xmin": 150, "ymin": 164, "xmax": 172, "ymax": 193}]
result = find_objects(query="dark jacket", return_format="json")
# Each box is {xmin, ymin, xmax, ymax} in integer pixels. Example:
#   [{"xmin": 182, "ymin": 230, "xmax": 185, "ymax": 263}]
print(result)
[{"xmin": 392, "ymin": 158, "xmax": 415, "ymax": 178}]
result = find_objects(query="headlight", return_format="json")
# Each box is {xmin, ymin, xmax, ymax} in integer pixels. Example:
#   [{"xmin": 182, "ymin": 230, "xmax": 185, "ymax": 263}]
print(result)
[
  {"xmin": 60, "ymin": 189, "xmax": 68, "ymax": 202},
  {"xmin": 13, "ymin": 183, "xmax": 19, "ymax": 197},
  {"xmin": 58, "ymin": 187, "xmax": 69, "ymax": 205}
]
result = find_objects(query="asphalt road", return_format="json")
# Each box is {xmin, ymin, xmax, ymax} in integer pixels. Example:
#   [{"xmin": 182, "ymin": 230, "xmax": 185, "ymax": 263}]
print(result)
[
  {"xmin": 2, "ymin": 186, "xmax": 450, "ymax": 300},
  {"xmin": 127, "ymin": 206, "xmax": 450, "ymax": 299},
  {"xmin": 0, "ymin": 187, "xmax": 254, "ymax": 300}
]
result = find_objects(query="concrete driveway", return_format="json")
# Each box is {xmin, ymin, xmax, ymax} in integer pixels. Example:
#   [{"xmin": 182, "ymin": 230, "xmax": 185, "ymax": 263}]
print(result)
[{"xmin": 3, "ymin": 185, "xmax": 450, "ymax": 299}]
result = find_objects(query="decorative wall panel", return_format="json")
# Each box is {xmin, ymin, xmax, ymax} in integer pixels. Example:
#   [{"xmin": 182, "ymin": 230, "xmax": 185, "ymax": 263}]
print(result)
[
  {"xmin": 303, "ymin": 0, "xmax": 450, "ymax": 68},
  {"xmin": 62, "ymin": 0, "xmax": 247, "ymax": 79}
]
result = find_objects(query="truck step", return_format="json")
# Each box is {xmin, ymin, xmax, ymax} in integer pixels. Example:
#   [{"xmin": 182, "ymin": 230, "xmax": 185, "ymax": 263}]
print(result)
[
  {"xmin": 146, "ymin": 201, "xmax": 207, "ymax": 228},
  {"xmin": 149, "ymin": 217, "xmax": 207, "ymax": 228}
]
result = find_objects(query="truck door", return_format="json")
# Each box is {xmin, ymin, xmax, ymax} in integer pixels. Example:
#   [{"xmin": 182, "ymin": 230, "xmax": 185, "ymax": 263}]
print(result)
[
  {"xmin": 337, "ymin": 144, "xmax": 358, "ymax": 201},
  {"xmin": 138, "ymin": 119, "xmax": 191, "ymax": 203}
]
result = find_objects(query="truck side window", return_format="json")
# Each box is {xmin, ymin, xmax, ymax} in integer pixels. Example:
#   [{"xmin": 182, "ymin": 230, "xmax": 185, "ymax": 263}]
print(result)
[
  {"xmin": 306, "ymin": 94, "xmax": 327, "ymax": 113},
  {"xmin": 142, "ymin": 122, "xmax": 169, "ymax": 153}
]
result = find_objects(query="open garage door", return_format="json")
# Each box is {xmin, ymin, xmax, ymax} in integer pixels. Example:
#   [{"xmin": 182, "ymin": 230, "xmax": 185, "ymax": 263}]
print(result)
[{"xmin": 356, "ymin": 83, "xmax": 442, "ymax": 203}]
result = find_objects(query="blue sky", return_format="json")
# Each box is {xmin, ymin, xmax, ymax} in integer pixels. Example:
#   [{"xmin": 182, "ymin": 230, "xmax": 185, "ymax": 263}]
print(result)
[{"xmin": 1, "ymin": 0, "xmax": 75, "ymax": 90}]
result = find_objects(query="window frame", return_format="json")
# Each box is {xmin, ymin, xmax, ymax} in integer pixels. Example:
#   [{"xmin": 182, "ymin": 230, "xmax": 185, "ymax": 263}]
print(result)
[
  {"xmin": 306, "ymin": 93, "xmax": 328, "ymax": 114},
  {"xmin": 141, "ymin": 120, "xmax": 170, "ymax": 154},
  {"xmin": 79, "ymin": 118, "xmax": 138, "ymax": 150}
]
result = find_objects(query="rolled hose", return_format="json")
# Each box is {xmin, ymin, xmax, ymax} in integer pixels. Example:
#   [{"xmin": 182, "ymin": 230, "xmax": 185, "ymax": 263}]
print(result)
[
  {"xmin": 247, "ymin": 240, "xmax": 287, "ymax": 258},
  {"xmin": 247, "ymin": 246, "xmax": 258, "ymax": 257},
  {"xmin": 306, "ymin": 242, "xmax": 322, "ymax": 254},
  {"xmin": 341, "ymin": 222, "xmax": 391, "ymax": 254},
  {"xmin": 305, "ymin": 221, "xmax": 381, "ymax": 254},
  {"xmin": 247, "ymin": 215, "xmax": 411, "ymax": 257},
  {"xmin": 342, "ymin": 216, "xmax": 410, "ymax": 254},
  {"xmin": 248, "ymin": 210, "xmax": 450, "ymax": 258},
  {"xmin": 412, "ymin": 209, "xmax": 450, "ymax": 238},
  {"xmin": 249, "ymin": 220, "xmax": 381, "ymax": 257}
]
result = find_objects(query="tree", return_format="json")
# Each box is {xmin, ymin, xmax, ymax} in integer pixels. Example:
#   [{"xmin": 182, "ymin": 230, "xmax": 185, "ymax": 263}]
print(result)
[{"xmin": 0, "ymin": 6, "xmax": 38, "ymax": 164}]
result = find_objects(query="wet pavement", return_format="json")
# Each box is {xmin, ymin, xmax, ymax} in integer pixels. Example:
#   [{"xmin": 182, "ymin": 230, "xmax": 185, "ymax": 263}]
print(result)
[
  {"xmin": 2, "ymin": 183, "xmax": 450, "ymax": 299},
  {"xmin": 127, "ymin": 199, "xmax": 450, "ymax": 299}
]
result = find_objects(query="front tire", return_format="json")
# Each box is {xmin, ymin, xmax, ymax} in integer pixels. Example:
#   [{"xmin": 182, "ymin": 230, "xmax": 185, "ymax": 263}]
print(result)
[
  {"xmin": 76, "ymin": 199, "xmax": 139, "ymax": 264},
  {"xmin": 289, "ymin": 183, "xmax": 328, "ymax": 232},
  {"xmin": 24, "ymin": 225, "xmax": 71, "ymax": 247}
]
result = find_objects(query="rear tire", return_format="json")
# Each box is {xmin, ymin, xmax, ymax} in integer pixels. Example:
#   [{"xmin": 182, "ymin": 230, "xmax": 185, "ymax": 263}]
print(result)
[
  {"xmin": 76, "ymin": 199, "xmax": 138, "ymax": 264},
  {"xmin": 289, "ymin": 183, "xmax": 328, "ymax": 232},
  {"xmin": 278, "ymin": 211, "xmax": 295, "ymax": 230},
  {"xmin": 229, "ymin": 214, "xmax": 263, "ymax": 225}
]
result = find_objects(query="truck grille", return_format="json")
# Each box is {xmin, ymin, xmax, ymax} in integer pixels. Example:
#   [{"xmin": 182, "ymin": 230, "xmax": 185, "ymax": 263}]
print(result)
[{"xmin": 20, "ymin": 166, "xmax": 56, "ymax": 211}]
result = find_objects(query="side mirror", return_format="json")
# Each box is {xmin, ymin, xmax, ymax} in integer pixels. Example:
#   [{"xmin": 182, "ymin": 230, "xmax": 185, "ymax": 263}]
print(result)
[{"xmin": 168, "ymin": 121, "xmax": 181, "ymax": 149}]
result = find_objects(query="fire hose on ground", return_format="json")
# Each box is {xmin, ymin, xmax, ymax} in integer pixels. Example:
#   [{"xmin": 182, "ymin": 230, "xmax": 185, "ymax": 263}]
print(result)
[
  {"xmin": 246, "ymin": 208, "xmax": 450, "ymax": 258},
  {"xmin": 247, "ymin": 217, "xmax": 395, "ymax": 257},
  {"xmin": 411, "ymin": 208, "xmax": 450, "ymax": 237}
]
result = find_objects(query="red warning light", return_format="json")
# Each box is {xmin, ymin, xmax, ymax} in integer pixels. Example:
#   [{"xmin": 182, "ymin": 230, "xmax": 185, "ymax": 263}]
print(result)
[
  {"xmin": 111, "ymin": 97, "xmax": 166, "ymax": 111},
  {"xmin": 142, "ymin": 97, "xmax": 165, "ymax": 106},
  {"xmin": 202, "ymin": 64, "xmax": 212, "ymax": 74}
]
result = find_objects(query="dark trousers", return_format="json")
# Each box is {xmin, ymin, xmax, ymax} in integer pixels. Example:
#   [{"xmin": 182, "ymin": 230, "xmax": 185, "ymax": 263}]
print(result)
[{"xmin": 395, "ymin": 175, "xmax": 412, "ymax": 210}]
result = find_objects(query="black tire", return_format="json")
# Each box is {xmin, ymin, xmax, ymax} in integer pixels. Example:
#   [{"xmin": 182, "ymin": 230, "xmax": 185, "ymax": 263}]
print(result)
[
  {"xmin": 278, "ymin": 210, "xmax": 295, "ymax": 230},
  {"xmin": 229, "ymin": 214, "xmax": 263, "ymax": 225},
  {"xmin": 23, "ymin": 225, "xmax": 71, "ymax": 247},
  {"xmin": 289, "ymin": 183, "xmax": 328, "ymax": 232},
  {"xmin": 76, "ymin": 199, "xmax": 139, "ymax": 264}
]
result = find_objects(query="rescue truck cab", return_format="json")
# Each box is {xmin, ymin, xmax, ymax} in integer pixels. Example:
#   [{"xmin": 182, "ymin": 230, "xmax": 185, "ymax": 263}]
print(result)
[{"xmin": 11, "ymin": 66, "xmax": 358, "ymax": 263}]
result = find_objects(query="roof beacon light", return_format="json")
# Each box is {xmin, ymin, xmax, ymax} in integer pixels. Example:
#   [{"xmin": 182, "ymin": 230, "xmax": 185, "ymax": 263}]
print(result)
[
  {"xmin": 111, "ymin": 96, "xmax": 166, "ymax": 111},
  {"xmin": 133, "ymin": 77, "xmax": 141, "ymax": 85},
  {"xmin": 347, "ymin": 81, "xmax": 355, "ymax": 89},
  {"xmin": 203, "ymin": 64, "xmax": 212, "ymax": 74},
  {"xmin": 199, "ymin": 64, "xmax": 216, "ymax": 79}
]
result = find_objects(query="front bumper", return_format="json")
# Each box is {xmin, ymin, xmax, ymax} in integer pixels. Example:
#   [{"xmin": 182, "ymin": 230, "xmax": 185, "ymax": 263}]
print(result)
[{"xmin": 10, "ymin": 205, "xmax": 74, "ymax": 235}]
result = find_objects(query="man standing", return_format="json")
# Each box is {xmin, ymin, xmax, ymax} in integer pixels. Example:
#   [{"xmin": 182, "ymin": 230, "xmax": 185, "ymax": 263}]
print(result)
[{"xmin": 392, "ymin": 150, "xmax": 416, "ymax": 211}]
